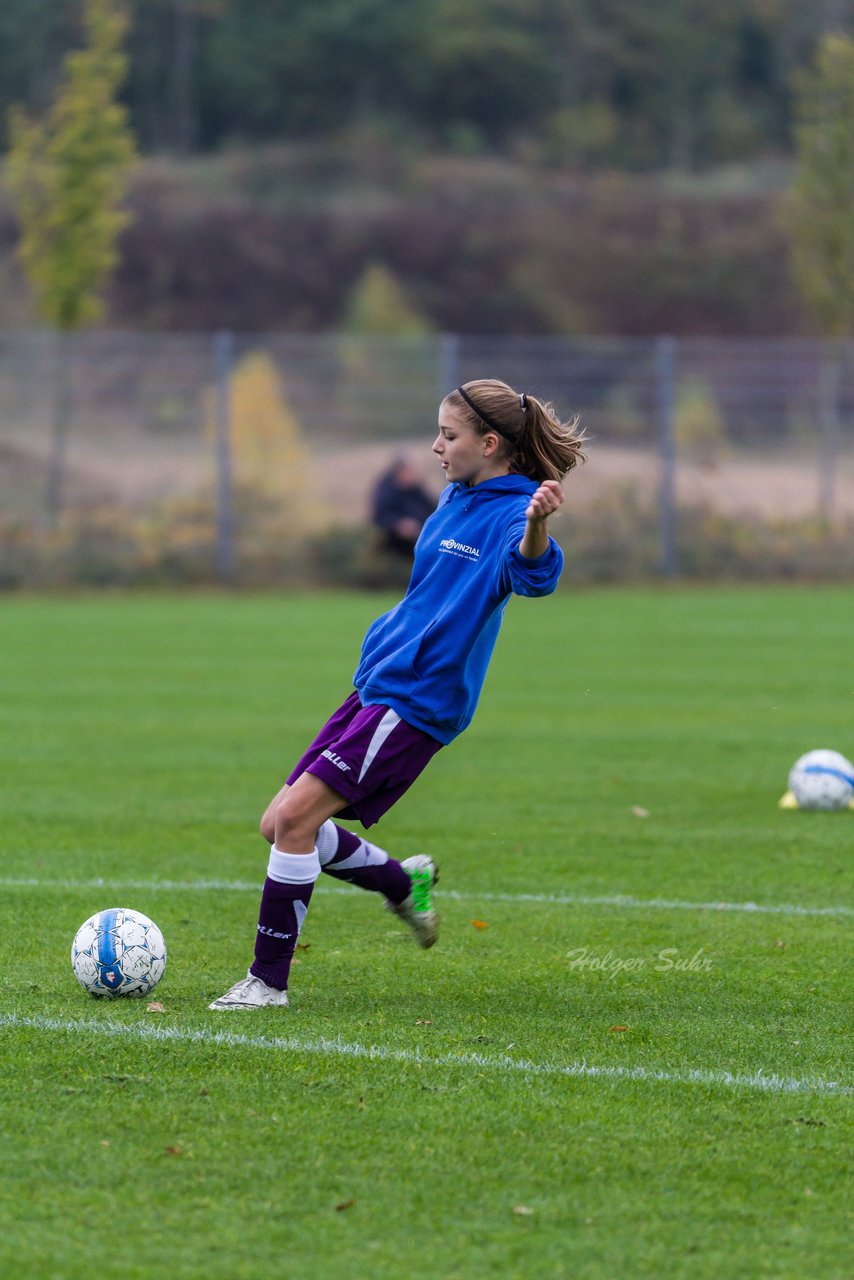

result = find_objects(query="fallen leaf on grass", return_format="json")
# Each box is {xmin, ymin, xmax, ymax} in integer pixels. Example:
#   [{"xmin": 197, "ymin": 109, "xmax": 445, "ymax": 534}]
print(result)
[
  {"xmin": 164, "ymin": 1145, "xmax": 185, "ymax": 1157},
  {"xmin": 471, "ymin": 919, "xmax": 490, "ymax": 930},
  {"xmin": 513, "ymin": 1205, "xmax": 535, "ymax": 1216},
  {"xmin": 335, "ymin": 1199, "xmax": 355, "ymax": 1212},
  {"xmin": 415, "ymin": 1018, "xmax": 432, "ymax": 1025},
  {"xmin": 146, "ymin": 1002, "xmax": 165, "ymax": 1013},
  {"xmin": 609, "ymin": 1025, "xmax": 628, "ymax": 1033}
]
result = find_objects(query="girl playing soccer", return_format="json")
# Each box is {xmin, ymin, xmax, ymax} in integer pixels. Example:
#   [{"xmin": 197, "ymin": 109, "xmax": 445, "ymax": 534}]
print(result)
[{"xmin": 210, "ymin": 378, "xmax": 585, "ymax": 1009}]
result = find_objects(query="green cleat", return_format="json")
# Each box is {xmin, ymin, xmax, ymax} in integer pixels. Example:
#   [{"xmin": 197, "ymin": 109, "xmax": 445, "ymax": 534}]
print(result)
[{"xmin": 387, "ymin": 855, "xmax": 439, "ymax": 948}]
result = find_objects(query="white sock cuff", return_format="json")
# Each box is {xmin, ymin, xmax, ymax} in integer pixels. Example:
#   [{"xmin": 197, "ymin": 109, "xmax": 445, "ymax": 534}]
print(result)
[
  {"xmin": 315, "ymin": 820, "xmax": 340, "ymax": 866},
  {"xmin": 268, "ymin": 846, "xmax": 321, "ymax": 885}
]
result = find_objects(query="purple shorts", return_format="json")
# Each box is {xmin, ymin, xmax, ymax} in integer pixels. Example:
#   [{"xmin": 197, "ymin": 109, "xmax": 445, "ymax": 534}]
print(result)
[{"xmin": 286, "ymin": 692, "xmax": 443, "ymax": 827}]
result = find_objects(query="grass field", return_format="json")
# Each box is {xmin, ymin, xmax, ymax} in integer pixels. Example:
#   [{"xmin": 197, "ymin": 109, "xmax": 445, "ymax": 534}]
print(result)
[{"xmin": 1, "ymin": 586, "xmax": 851, "ymax": 1280}]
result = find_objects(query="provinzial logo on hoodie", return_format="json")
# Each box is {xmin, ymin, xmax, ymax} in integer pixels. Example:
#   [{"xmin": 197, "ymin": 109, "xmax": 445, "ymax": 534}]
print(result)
[{"xmin": 439, "ymin": 537, "xmax": 481, "ymax": 562}]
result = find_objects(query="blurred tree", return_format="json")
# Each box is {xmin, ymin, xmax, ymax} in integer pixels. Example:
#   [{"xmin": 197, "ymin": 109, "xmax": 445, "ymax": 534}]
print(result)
[
  {"xmin": 674, "ymin": 378, "xmax": 728, "ymax": 467},
  {"xmin": 784, "ymin": 27, "xmax": 854, "ymax": 518},
  {"xmin": 195, "ymin": 0, "xmax": 823, "ymax": 163},
  {"xmin": 343, "ymin": 263, "xmax": 433, "ymax": 336},
  {"xmin": 228, "ymin": 351, "xmax": 313, "ymax": 490},
  {"xmin": 338, "ymin": 264, "xmax": 435, "ymax": 441},
  {"xmin": 410, "ymin": 0, "xmax": 554, "ymax": 148},
  {"xmin": 563, "ymin": 0, "xmax": 768, "ymax": 170},
  {"xmin": 204, "ymin": 349, "xmax": 322, "ymax": 536},
  {"xmin": 201, "ymin": 0, "xmax": 419, "ymax": 141},
  {"xmin": 5, "ymin": 0, "xmax": 136, "ymax": 524},
  {"xmin": 1, "ymin": 0, "xmax": 848, "ymax": 168},
  {"xmin": 784, "ymin": 30, "xmax": 854, "ymax": 335},
  {"xmin": 127, "ymin": 0, "xmax": 221, "ymax": 153}
]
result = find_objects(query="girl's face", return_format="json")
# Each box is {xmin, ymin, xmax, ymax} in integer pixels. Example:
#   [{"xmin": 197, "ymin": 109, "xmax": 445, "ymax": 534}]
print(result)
[{"xmin": 433, "ymin": 405, "xmax": 506, "ymax": 486}]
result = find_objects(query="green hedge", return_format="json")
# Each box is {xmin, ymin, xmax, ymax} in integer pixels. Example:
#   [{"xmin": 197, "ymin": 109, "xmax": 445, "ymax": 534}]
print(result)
[{"xmin": 2, "ymin": 488, "xmax": 853, "ymax": 589}]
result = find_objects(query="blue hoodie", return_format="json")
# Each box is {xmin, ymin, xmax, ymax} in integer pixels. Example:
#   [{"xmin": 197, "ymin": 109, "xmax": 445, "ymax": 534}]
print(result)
[{"xmin": 354, "ymin": 474, "xmax": 564, "ymax": 743}]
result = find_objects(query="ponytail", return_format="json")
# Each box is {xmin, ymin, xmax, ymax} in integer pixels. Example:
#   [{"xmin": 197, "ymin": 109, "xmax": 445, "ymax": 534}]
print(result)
[{"xmin": 445, "ymin": 379, "xmax": 586, "ymax": 482}]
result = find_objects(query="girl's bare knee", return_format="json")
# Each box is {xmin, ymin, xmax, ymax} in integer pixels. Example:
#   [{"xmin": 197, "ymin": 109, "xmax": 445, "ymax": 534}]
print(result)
[
  {"xmin": 273, "ymin": 797, "xmax": 320, "ymax": 851},
  {"xmin": 273, "ymin": 803, "xmax": 300, "ymax": 844}
]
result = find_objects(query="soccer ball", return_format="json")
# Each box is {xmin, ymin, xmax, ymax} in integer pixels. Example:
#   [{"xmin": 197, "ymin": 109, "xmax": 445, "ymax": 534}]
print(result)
[
  {"xmin": 788, "ymin": 749, "xmax": 854, "ymax": 811},
  {"xmin": 71, "ymin": 908, "xmax": 167, "ymax": 997}
]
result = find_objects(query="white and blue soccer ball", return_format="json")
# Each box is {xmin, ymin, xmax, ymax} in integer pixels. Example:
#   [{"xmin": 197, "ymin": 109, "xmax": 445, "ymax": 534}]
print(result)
[
  {"xmin": 788, "ymin": 749, "xmax": 854, "ymax": 811},
  {"xmin": 71, "ymin": 908, "xmax": 167, "ymax": 997}
]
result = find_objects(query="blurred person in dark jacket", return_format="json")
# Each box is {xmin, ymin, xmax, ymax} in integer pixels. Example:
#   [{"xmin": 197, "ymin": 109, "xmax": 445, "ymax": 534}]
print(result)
[{"xmin": 371, "ymin": 454, "xmax": 436, "ymax": 559}]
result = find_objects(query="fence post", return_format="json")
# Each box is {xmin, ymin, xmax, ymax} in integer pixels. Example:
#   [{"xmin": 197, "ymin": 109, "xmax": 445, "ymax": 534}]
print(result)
[
  {"xmin": 214, "ymin": 330, "xmax": 235, "ymax": 583},
  {"xmin": 817, "ymin": 341, "xmax": 840, "ymax": 522},
  {"xmin": 438, "ymin": 333, "xmax": 460, "ymax": 399},
  {"xmin": 656, "ymin": 335, "xmax": 678, "ymax": 576},
  {"xmin": 45, "ymin": 330, "xmax": 72, "ymax": 531}
]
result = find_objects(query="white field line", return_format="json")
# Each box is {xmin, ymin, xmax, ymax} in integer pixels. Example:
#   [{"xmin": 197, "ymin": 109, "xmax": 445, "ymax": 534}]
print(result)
[
  {"xmin": 0, "ymin": 876, "xmax": 851, "ymax": 918},
  {"xmin": 1, "ymin": 1011, "xmax": 849, "ymax": 1098}
]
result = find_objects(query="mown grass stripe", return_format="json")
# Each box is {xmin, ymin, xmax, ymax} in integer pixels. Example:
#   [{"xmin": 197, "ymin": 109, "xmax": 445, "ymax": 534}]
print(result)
[
  {"xmin": 1, "ymin": 876, "xmax": 850, "ymax": 918},
  {"xmin": 0, "ymin": 1011, "xmax": 849, "ymax": 1098}
]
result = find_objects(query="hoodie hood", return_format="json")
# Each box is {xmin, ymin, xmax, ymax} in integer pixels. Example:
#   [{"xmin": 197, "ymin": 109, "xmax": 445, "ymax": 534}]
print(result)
[{"xmin": 447, "ymin": 473, "xmax": 539, "ymax": 511}]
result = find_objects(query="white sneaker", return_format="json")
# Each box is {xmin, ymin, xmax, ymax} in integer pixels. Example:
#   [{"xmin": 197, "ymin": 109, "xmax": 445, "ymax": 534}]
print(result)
[
  {"xmin": 387, "ymin": 855, "xmax": 439, "ymax": 949},
  {"xmin": 208, "ymin": 970, "xmax": 289, "ymax": 1010}
]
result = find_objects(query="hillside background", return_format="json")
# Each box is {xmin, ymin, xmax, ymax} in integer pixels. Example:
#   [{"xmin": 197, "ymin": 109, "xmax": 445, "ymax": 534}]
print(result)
[{"xmin": 0, "ymin": 0, "xmax": 851, "ymax": 334}]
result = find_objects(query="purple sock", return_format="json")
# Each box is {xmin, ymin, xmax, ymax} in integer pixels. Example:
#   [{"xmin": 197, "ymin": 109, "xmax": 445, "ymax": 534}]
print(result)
[
  {"xmin": 318, "ymin": 822, "xmax": 411, "ymax": 905},
  {"xmin": 249, "ymin": 847, "xmax": 319, "ymax": 990}
]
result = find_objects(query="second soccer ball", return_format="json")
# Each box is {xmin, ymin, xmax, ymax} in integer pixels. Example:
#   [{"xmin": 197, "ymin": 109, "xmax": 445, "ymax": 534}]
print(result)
[{"xmin": 787, "ymin": 749, "xmax": 854, "ymax": 811}]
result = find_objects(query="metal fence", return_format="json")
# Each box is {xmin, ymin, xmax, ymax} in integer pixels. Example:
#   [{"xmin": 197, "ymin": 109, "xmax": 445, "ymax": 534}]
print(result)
[{"xmin": 1, "ymin": 330, "xmax": 852, "ymax": 585}]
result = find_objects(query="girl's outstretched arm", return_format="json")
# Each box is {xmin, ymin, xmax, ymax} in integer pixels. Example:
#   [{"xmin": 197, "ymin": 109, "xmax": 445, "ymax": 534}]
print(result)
[{"xmin": 519, "ymin": 479, "xmax": 564, "ymax": 559}]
